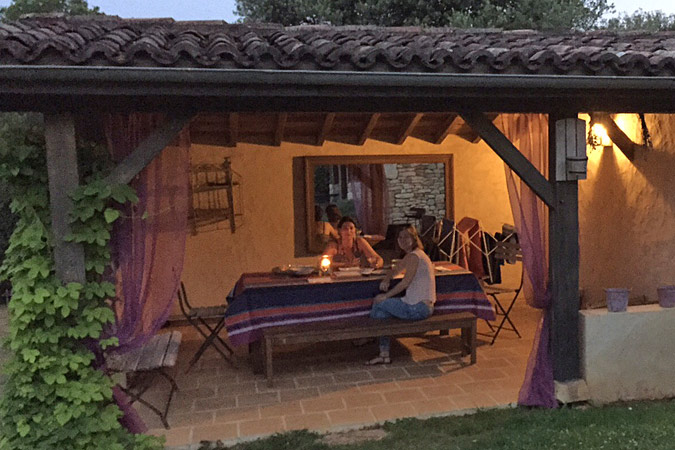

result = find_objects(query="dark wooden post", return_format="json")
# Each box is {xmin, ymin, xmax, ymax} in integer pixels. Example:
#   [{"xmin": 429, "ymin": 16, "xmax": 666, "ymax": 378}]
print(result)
[
  {"xmin": 44, "ymin": 113, "xmax": 86, "ymax": 284},
  {"xmin": 548, "ymin": 113, "xmax": 583, "ymax": 381}
]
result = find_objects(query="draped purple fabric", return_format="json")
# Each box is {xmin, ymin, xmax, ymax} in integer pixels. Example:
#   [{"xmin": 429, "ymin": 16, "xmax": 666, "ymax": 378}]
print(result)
[
  {"xmin": 103, "ymin": 114, "xmax": 191, "ymax": 430},
  {"xmin": 348, "ymin": 165, "xmax": 388, "ymax": 235},
  {"xmin": 499, "ymin": 114, "xmax": 557, "ymax": 408}
]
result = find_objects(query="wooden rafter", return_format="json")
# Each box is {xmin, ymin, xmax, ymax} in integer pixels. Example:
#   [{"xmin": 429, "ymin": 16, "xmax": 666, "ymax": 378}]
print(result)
[
  {"xmin": 274, "ymin": 113, "xmax": 287, "ymax": 146},
  {"xmin": 433, "ymin": 114, "xmax": 461, "ymax": 144},
  {"xmin": 358, "ymin": 113, "xmax": 380, "ymax": 145},
  {"xmin": 459, "ymin": 111, "xmax": 555, "ymax": 207},
  {"xmin": 316, "ymin": 113, "xmax": 335, "ymax": 146},
  {"xmin": 457, "ymin": 113, "xmax": 499, "ymax": 143},
  {"xmin": 591, "ymin": 113, "xmax": 640, "ymax": 161},
  {"xmin": 396, "ymin": 113, "xmax": 423, "ymax": 145},
  {"xmin": 105, "ymin": 112, "xmax": 193, "ymax": 186}
]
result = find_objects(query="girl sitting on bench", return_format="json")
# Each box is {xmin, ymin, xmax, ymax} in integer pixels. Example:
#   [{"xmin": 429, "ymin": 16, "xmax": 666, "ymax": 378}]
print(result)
[{"xmin": 367, "ymin": 225, "xmax": 436, "ymax": 365}]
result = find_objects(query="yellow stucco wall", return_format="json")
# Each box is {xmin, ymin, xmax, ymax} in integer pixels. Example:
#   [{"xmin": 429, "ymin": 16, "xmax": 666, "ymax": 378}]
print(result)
[
  {"xmin": 180, "ymin": 135, "xmax": 515, "ymax": 309},
  {"xmin": 580, "ymin": 114, "xmax": 675, "ymax": 308}
]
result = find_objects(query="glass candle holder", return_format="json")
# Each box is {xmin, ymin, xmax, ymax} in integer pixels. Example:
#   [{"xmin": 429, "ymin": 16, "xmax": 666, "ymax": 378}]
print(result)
[{"xmin": 319, "ymin": 254, "xmax": 332, "ymax": 276}]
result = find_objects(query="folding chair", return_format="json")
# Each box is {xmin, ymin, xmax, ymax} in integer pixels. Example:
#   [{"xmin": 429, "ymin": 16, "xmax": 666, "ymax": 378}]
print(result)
[
  {"xmin": 482, "ymin": 227, "xmax": 523, "ymax": 345},
  {"xmin": 177, "ymin": 282, "xmax": 234, "ymax": 371}
]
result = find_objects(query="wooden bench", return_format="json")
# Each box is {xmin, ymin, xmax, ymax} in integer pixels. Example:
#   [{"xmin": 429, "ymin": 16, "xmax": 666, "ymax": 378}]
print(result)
[
  {"xmin": 261, "ymin": 313, "xmax": 477, "ymax": 386},
  {"xmin": 107, "ymin": 331, "xmax": 182, "ymax": 429}
]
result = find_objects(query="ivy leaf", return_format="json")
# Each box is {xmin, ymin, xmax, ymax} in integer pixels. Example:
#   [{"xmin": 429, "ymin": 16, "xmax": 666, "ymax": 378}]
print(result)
[{"xmin": 104, "ymin": 208, "xmax": 120, "ymax": 224}]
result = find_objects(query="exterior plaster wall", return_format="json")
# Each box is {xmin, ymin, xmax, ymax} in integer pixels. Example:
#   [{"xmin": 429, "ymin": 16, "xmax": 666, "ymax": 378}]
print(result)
[
  {"xmin": 579, "ymin": 114, "xmax": 675, "ymax": 308},
  {"xmin": 180, "ymin": 136, "xmax": 514, "ymax": 310}
]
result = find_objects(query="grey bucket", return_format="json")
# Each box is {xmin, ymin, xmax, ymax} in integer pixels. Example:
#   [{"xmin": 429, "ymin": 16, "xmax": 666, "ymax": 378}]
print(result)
[
  {"xmin": 605, "ymin": 288, "xmax": 629, "ymax": 312},
  {"xmin": 657, "ymin": 285, "xmax": 675, "ymax": 308}
]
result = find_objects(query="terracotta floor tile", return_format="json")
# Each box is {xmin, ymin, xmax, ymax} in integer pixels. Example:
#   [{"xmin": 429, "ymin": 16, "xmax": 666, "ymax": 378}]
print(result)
[
  {"xmin": 256, "ymin": 378, "xmax": 297, "ymax": 392},
  {"xmin": 259, "ymin": 401, "xmax": 303, "ymax": 418},
  {"xmin": 295, "ymin": 375, "xmax": 336, "ymax": 387},
  {"xmin": 219, "ymin": 381, "xmax": 258, "ymax": 396},
  {"xmin": 334, "ymin": 371, "xmax": 374, "ymax": 383},
  {"xmin": 301, "ymin": 396, "xmax": 345, "ymax": 413},
  {"xmin": 239, "ymin": 417, "xmax": 285, "ymax": 437},
  {"xmin": 175, "ymin": 386, "xmax": 217, "ymax": 401},
  {"xmin": 409, "ymin": 399, "xmax": 446, "ymax": 416},
  {"xmin": 318, "ymin": 383, "xmax": 360, "ymax": 396},
  {"xmin": 169, "ymin": 411, "xmax": 215, "ymax": 428},
  {"xmin": 342, "ymin": 392, "xmax": 385, "ymax": 409},
  {"xmin": 369, "ymin": 402, "xmax": 417, "ymax": 422},
  {"xmin": 237, "ymin": 392, "xmax": 280, "ymax": 407},
  {"xmin": 328, "ymin": 407, "xmax": 376, "ymax": 427},
  {"xmin": 457, "ymin": 380, "xmax": 503, "ymax": 394},
  {"xmin": 279, "ymin": 387, "xmax": 319, "ymax": 402},
  {"xmin": 284, "ymin": 412, "xmax": 332, "ymax": 431},
  {"xmin": 488, "ymin": 389, "xmax": 519, "ymax": 405},
  {"xmin": 358, "ymin": 381, "xmax": 401, "ymax": 393},
  {"xmin": 368, "ymin": 367, "xmax": 410, "ymax": 380},
  {"xmin": 383, "ymin": 388, "xmax": 424, "ymax": 404},
  {"xmin": 420, "ymin": 383, "xmax": 464, "ymax": 398},
  {"xmin": 191, "ymin": 422, "xmax": 239, "ymax": 443},
  {"xmin": 215, "ymin": 406, "xmax": 260, "ymax": 424},
  {"xmin": 404, "ymin": 364, "xmax": 445, "ymax": 378},
  {"xmin": 194, "ymin": 396, "xmax": 237, "ymax": 412},
  {"xmin": 463, "ymin": 367, "xmax": 509, "ymax": 381}
]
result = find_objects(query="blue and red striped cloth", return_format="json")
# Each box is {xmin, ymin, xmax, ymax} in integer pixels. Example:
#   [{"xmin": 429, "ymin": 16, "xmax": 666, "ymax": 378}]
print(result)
[{"xmin": 224, "ymin": 264, "xmax": 495, "ymax": 346}]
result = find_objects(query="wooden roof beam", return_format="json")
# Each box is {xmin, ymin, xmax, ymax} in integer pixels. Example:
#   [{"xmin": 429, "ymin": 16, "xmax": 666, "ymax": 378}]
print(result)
[
  {"xmin": 433, "ymin": 114, "xmax": 461, "ymax": 144},
  {"xmin": 316, "ymin": 113, "xmax": 335, "ymax": 146},
  {"xmin": 396, "ymin": 113, "xmax": 423, "ymax": 145},
  {"xmin": 459, "ymin": 111, "xmax": 554, "ymax": 207},
  {"xmin": 591, "ymin": 113, "xmax": 641, "ymax": 161},
  {"xmin": 358, "ymin": 113, "xmax": 380, "ymax": 145},
  {"xmin": 274, "ymin": 113, "xmax": 287, "ymax": 146},
  {"xmin": 105, "ymin": 111, "xmax": 193, "ymax": 186}
]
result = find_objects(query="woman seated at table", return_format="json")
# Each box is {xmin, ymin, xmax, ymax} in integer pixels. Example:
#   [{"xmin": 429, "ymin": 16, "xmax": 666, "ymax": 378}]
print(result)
[
  {"xmin": 324, "ymin": 216, "xmax": 383, "ymax": 269},
  {"xmin": 313, "ymin": 205, "xmax": 339, "ymax": 252},
  {"xmin": 366, "ymin": 225, "xmax": 436, "ymax": 365}
]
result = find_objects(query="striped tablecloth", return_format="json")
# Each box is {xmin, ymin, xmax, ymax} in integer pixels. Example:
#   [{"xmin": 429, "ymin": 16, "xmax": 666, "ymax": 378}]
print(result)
[{"xmin": 224, "ymin": 264, "xmax": 495, "ymax": 346}]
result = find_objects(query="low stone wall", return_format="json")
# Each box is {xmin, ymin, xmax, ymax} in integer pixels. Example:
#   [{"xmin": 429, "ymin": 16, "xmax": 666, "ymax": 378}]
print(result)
[{"xmin": 580, "ymin": 304, "xmax": 675, "ymax": 404}]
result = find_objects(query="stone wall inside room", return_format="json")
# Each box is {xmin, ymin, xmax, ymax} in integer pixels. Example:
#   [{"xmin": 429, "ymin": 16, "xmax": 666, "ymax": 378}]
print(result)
[{"xmin": 386, "ymin": 163, "xmax": 446, "ymax": 224}]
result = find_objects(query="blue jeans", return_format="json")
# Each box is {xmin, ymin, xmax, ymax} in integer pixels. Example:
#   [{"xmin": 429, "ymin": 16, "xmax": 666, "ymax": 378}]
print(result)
[{"xmin": 370, "ymin": 298, "xmax": 432, "ymax": 355}]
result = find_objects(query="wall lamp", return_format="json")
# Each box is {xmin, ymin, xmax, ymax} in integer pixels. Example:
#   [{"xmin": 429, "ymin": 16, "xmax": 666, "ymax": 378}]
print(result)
[{"xmin": 588, "ymin": 113, "xmax": 649, "ymax": 162}]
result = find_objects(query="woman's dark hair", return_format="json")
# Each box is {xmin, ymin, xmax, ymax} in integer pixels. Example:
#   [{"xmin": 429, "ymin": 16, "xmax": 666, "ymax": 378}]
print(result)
[
  {"xmin": 336, "ymin": 216, "xmax": 357, "ymax": 230},
  {"xmin": 314, "ymin": 205, "xmax": 324, "ymax": 222},
  {"xmin": 326, "ymin": 204, "xmax": 341, "ymax": 222}
]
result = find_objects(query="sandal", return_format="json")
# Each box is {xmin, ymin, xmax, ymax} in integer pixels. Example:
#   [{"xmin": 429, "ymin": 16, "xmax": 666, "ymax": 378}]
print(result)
[{"xmin": 365, "ymin": 355, "xmax": 391, "ymax": 366}]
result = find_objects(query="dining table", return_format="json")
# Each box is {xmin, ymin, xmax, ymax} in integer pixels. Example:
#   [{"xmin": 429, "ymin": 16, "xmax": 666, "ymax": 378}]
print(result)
[{"xmin": 224, "ymin": 262, "xmax": 495, "ymax": 347}]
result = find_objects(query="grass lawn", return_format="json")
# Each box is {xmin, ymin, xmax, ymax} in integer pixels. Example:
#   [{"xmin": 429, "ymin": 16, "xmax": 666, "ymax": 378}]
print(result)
[{"xmin": 199, "ymin": 400, "xmax": 675, "ymax": 450}]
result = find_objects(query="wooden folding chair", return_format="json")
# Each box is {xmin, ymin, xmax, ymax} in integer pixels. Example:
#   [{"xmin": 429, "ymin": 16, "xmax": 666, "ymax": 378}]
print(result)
[
  {"xmin": 482, "ymin": 228, "xmax": 523, "ymax": 345},
  {"xmin": 177, "ymin": 282, "xmax": 234, "ymax": 371}
]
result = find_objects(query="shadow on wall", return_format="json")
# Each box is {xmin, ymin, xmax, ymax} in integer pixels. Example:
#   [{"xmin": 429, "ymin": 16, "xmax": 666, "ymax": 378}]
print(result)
[{"xmin": 581, "ymin": 114, "xmax": 675, "ymax": 309}]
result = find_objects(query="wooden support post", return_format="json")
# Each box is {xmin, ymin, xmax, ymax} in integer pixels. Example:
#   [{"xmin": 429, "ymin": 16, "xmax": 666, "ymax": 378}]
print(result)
[
  {"xmin": 44, "ymin": 113, "xmax": 86, "ymax": 284},
  {"xmin": 549, "ymin": 112, "xmax": 581, "ymax": 382}
]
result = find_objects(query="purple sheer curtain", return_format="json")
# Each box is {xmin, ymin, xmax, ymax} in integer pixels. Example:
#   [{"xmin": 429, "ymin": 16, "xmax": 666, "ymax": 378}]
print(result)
[
  {"xmin": 348, "ymin": 165, "xmax": 388, "ymax": 235},
  {"xmin": 499, "ymin": 114, "xmax": 557, "ymax": 408},
  {"xmin": 104, "ymin": 114, "xmax": 191, "ymax": 430}
]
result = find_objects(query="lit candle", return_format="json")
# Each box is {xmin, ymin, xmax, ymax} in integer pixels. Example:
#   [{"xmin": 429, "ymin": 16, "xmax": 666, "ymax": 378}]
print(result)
[{"xmin": 320, "ymin": 255, "xmax": 331, "ymax": 275}]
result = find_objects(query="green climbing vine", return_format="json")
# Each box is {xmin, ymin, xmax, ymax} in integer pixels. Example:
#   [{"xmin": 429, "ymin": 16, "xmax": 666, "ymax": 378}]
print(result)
[{"xmin": 0, "ymin": 113, "xmax": 163, "ymax": 450}]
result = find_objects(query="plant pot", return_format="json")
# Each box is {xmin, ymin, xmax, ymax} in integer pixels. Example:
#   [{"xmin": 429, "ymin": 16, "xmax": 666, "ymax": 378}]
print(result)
[
  {"xmin": 657, "ymin": 285, "xmax": 675, "ymax": 308},
  {"xmin": 605, "ymin": 288, "xmax": 629, "ymax": 312}
]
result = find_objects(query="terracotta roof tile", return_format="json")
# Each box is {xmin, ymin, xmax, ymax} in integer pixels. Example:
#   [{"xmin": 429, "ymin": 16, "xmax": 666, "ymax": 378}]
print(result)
[{"xmin": 1, "ymin": 16, "xmax": 674, "ymax": 76}]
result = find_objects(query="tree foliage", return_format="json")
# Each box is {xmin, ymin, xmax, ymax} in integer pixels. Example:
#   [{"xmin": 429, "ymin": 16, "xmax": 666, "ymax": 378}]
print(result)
[
  {"xmin": 0, "ymin": 114, "xmax": 162, "ymax": 450},
  {"xmin": 604, "ymin": 9, "xmax": 675, "ymax": 31},
  {"xmin": 0, "ymin": 0, "xmax": 99, "ymax": 21},
  {"xmin": 234, "ymin": 0, "xmax": 613, "ymax": 30}
]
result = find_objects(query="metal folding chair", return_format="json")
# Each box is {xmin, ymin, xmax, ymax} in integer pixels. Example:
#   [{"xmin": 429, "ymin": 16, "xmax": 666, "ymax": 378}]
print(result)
[
  {"xmin": 177, "ymin": 282, "xmax": 234, "ymax": 371},
  {"xmin": 482, "ymin": 227, "xmax": 523, "ymax": 345}
]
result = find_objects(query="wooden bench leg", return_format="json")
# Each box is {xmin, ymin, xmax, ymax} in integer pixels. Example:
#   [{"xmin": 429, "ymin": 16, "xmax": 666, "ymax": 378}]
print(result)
[
  {"xmin": 249, "ymin": 341, "xmax": 263, "ymax": 374},
  {"xmin": 264, "ymin": 337, "xmax": 274, "ymax": 387}
]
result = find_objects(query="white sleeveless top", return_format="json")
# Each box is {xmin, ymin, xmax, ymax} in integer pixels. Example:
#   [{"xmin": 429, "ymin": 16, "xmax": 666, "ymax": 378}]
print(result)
[{"xmin": 402, "ymin": 249, "xmax": 436, "ymax": 306}]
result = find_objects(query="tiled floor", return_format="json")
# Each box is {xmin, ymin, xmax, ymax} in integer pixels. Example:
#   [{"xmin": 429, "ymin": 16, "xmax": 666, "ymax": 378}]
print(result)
[{"xmin": 139, "ymin": 302, "xmax": 540, "ymax": 448}]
